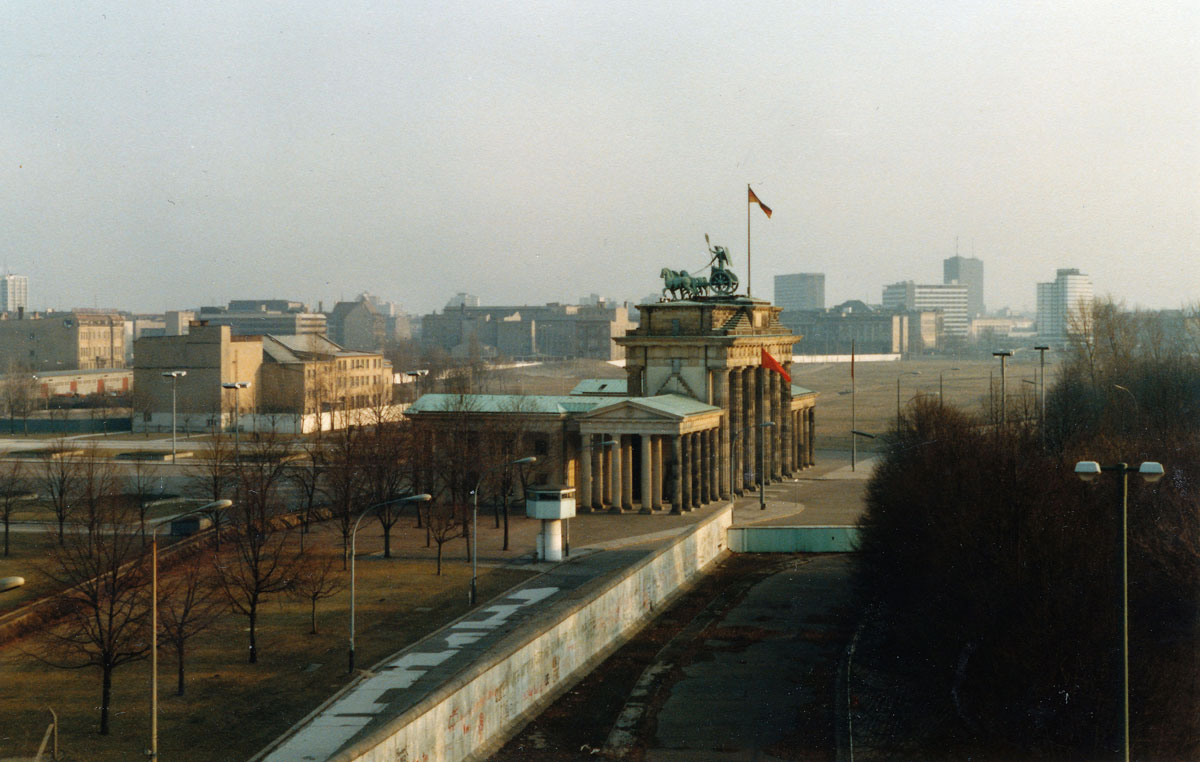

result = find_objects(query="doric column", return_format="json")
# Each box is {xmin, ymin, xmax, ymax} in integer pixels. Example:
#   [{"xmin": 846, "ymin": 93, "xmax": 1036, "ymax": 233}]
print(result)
[
  {"xmin": 808, "ymin": 408, "xmax": 816, "ymax": 466},
  {"xmin": 781, "ymin": 372, "xmax": 793, "ymax": 476},
  {"xmin": 652, "ymin": 435, "xmax": 664, "ymax": 509},
  {"xmin": 729, "ymin": 367, "xmax": 743, "ymax": 495},
  {"xmin": 691, "ymin": 433, "xmax": 702, "ymax": 508},
  {"xmin": 674, "ymin": 434, "xmax": 688, "ymax": 514},
  {"xmin": 621, "ymin": 435, "xmax": 634, "ymax": 511},
  {"xmin": 713, "ymin": 369, "xmax": 731, "ymax": 500},
  {"xmin": 771, "ymin": 372, "xmax": 783, "ymax": 481},
  {"xmin": 610, "ymin": 434, "xmax": 624, "ymax": 513},
  {"xmin": 602, "ymin": 437, "xmax": 613, "ymax": 507},
  {"xmin": 639, "ymin": 434, "xmax": 653, "ymax": 513},
  {"xmin": 744, "ymin": 367, "xmax": 757, "ymax": 491},
  {"xmin": 699, "ymin": 430, "xmax": 710, "ymax": 505},
  {"xmin": 579, "ymin": 434, "xmax": 593, "ymax": 511},
  {"xmin": 700, "ymin": 432, "xmax": 710, "ymax": 504}
]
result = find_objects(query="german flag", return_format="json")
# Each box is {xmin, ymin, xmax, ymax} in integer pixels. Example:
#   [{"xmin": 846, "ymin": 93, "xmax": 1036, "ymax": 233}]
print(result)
[{"xmin": 748, "ymin": 186, "xmax": 772, "ymax": 218}]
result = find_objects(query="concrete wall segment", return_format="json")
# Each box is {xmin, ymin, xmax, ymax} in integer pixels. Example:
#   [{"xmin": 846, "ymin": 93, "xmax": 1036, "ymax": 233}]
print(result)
[{"xmin": 296, "ymin": 507, "xmax": 734, "ymax": 762}]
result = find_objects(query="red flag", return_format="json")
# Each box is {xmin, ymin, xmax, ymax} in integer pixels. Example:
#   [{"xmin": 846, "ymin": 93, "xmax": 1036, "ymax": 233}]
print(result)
[
  {"xmin": 748, "ymin": 186, "xmax": 772, "ymax": 218},
  {"xmin": 761, "ymin": 348, "xmax": 791, "ymax": 383}
]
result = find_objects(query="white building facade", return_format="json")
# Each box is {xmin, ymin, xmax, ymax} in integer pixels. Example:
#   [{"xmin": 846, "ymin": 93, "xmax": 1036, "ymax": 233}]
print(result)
[
  {"xmin": 1036, "ymin": 268, "xmax": 1094, "ymax": 343},
  {"xmin": 0, "ymin": 274, "xmax": 28, "ymax": 314},
  {"xmin": 881, "ymin": 281, "xmax": 969, "ymax": 338}
]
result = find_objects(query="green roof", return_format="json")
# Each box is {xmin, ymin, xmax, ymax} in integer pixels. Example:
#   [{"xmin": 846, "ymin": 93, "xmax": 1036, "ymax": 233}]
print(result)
[
  {"xmin": 407, "ymin": 394, "xmax": 610, "ymax": 416},
  {"xmin": 596, "ymin": 394, "xmax": 721, "ymax": 418},
  {"xmin": 569, "ymin": 378, "xmax": 628, "ymax": 395},
  {"xmin": 791, "ymin": 384, "xmax": 817, "ymax": 397},
  {"xmin": 409, "ymin": 392, "xmax": 722, "ymax": 419}
]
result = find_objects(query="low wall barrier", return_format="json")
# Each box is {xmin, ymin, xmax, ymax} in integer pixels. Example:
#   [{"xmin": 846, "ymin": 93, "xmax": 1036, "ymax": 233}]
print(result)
[
  {"xmin": 728, "ymin": 524, "xmax": 860, "ymax": 553},
  {"xmin": 285, "ymin": 505, "xmax": 733, "ymax": 762}
]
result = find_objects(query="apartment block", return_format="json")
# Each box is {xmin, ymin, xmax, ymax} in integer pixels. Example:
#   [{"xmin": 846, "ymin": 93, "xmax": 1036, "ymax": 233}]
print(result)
[
  {"xmin": 0, "ymin": 311, "xmax": 125, "ymax": 371},
  {"xmin": 773, "ymin": 273, "xmax": 825, "ymax": 312},
  {"xmin": 882, "ymin": 281, "xmax": 969, "ymax": 339},
  {"xmin": 1036, "ymin": 268, "xmax": 1094, "ymax": 342}
]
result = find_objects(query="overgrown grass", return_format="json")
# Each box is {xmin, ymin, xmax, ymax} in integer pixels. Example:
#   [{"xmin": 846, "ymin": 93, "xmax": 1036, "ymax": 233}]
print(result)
[
  {"xmin": 0, "ymin": 522, "xmax": 535, "ymax": 762},
  {"xmin": 789, "ymin": 356, "xmax": 1053, "ymax": 450}
]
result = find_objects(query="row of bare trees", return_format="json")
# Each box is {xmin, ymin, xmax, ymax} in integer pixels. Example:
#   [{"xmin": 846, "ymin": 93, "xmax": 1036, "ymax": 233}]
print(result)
[{"xmin": 856, "ymin": 302, "xmax": 1200, "ymax": 760}]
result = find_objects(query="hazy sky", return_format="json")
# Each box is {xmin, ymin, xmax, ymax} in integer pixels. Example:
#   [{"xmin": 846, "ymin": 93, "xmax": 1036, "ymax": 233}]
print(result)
[{"xmin": 2, "ymin": 1, "xmax": 1197, "ymax": 315}]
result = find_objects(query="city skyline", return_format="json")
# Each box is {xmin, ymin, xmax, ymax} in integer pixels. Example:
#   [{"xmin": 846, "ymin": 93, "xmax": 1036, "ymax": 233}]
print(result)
[{"xmin": 2, "ymin": 1, "xmax": 1196, "ymax": 316}]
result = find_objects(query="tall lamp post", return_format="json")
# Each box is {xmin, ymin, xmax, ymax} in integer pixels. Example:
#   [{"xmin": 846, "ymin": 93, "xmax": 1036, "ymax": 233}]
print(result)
[
  {"xmin": 472, "ymin": 456, "xmax": 536, "ymax": 605},
  {"xmin": 992, "ymin": 351, "xmax": 1013, "ymax": 425},
  {"xmin": 348, "ymin": 493, "xmax": 431, "ymax": 673},
  {"xmin": 221, "ymin": 382, "xmax": 251, "ymax": 460},
  {"xmin": 939, "ymin": 367, "xmax": 960, "ymax": 406},
  {"xmin": 895, "ymin": 371, "xmax": 920, "ymax": 431},
  {"xmin": 1033, "ymin": 345, "xmax": 1049, "ymax": 428},
  {"xmin": 1074, "ymin": 459, "xmax": 1165, "ymax": 762},
  {"xmin": 161, "ymin": 371, "xmax": 186, "ymax": 462},
  {"xmin": 149, "ymin": 498, "xmax": 231, "ymax": 760}
]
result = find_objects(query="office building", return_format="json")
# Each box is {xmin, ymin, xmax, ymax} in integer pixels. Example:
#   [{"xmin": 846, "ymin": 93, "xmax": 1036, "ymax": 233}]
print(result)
[
  {"xmin": 0, "ymin": 274, "xmax": 28, "ymax": 314},
  {"xmin": 943, "ymin": 256, "xmax": 984, "ymax": 316},
  {"xmin": 1036, "ymin": 268, "xmax": 1094, "ymax": 342},
  {"xmin": 881, "ymin": 282, "xmax": 969, "ymax": 339},
  {"xmin": 773, "ymin": 273, "xmax": 825, "ymax": 312}
]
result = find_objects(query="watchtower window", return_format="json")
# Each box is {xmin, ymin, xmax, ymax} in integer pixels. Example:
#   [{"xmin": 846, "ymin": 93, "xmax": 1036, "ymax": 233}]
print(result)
[{"xmin": 671, "ymin": 319, "xmax": 681, "ymax": 336}]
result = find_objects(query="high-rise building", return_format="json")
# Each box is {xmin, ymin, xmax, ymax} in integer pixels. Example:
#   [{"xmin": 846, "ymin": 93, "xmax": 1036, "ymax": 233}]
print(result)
[
  {"xmin": 1036, "ymin": 268, "xmax": 1093, "ymax": 342},
  {"xmin": 0, "ymin": 274, "xmax": 28, "ymax": 314},
  {"xmin": 943, "ymin": 256, "xmax": 984, "ymax": 317},
  {"xmin": 882, "ymin": 281, "xmax": 969, "ymax": 338},
  {"xmin": 773, "ymin": 273, "xmax": 825, "ymax": 311}
]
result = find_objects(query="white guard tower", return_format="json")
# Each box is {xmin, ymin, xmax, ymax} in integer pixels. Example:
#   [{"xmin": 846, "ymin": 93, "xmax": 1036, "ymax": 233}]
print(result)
[{"xmin": 526, "ymin": 486, "xmax": 575, "ymax": 562}]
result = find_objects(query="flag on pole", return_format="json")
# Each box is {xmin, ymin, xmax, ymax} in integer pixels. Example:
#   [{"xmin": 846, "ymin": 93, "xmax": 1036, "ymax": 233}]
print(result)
[
  {"xmin": 761, "ymin": 348, "xmax": 791, "ymax": 383},
  {"xmin": 748, "ymin": 186, "xmax": 772, "ymax": 218}
]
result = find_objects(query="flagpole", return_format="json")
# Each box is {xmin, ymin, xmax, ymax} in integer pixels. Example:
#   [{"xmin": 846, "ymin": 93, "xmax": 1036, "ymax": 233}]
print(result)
[{"xmin": 746, "ymin": 183, "xmax": 752, "ymax": 297}]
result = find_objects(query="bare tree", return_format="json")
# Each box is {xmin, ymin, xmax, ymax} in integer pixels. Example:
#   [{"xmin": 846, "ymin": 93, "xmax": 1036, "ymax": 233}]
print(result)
[
  {"xmin": 187, "ymin": 429, "xmax": 235, "ymax": 550},
  {"xmin": 125, "ymin": 456, "xmax": 162, "ymax": 544},
  {"xmin": 157, "ymin": 549, "xmax": 223, "ymax": 696},
  {"xmin": 427, "ymin": 501, "xmax": 464, "ymax": 575},
  {"xmin": 215, "ymin": 436, "xmax": 305, "ymax": 663},
  {"xmin": 1, "ymin": 360, "xmax": 38, "ymax": 435},
  {"xmin": 75, "ymin": 445, "xmax": 121, "ymax": 538},
  {"xmin": 37, "ymin": 439, "xmax": 81, "ymax": 545},
  {"xmin": 360, "ymin": 422, "xmax": 412, "ymax": 559},
  {"xmin": 286, "ymin": 441, "xmax": 326, "ymax": 551},
  {"xmin": 35, "ymin": 503, "xmax": 150, "ymax": 735},
  {"xmin": 288, "ymin": 550, "xmax": 344, "ymax": 634},
  {"xmin": 0, "ymin": 460, "xmax": 31, "ymax": 556},
  {"xmin": 323, "ymin": 425, "xmax": 365, "ymax": 568}
]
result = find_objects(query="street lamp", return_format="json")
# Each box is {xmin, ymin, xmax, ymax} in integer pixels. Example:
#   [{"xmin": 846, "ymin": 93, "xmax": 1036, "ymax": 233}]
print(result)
[
  {"xmin": 1074, "ymin": 459, "xmax": 1165, "ymax": 762},
  {"xmin": 161, "ymin": 371, "xmax": 186, "ymax": 462},
  {"xmin": 149, "ymin": 498, "xmax": 231, "ymax": 760},
  {"xmin": 471, "ymin": 456, "xmax": 536, "ymax": 605},
  {"xmin": 757, "ymin": 421, "xmax": 775, "ymax": 511},
  {"xmin": 896, "ymin": 371, "xmax": 921, "ymax": 431},
  {"xmin": 939, "ymin": 367, "xmax": 960, "ymax": 406},
  {"xmin": 348, "ymin": 493, "xmax": 432, "ymax": 673},
  {"xmin": 992, "ymin": 351, "xmax": 1013, "ymax": 425},
  {"xmin": 221, "ymin": 382, "xmax": 251, "ymax": 460},
  {"xmin": 1034, "ymin": 346, "xmax": 1050, "ymax": 429},
  {"xmin": 0, "ymin": 575, "xmax": 25, "ymax": 593}
]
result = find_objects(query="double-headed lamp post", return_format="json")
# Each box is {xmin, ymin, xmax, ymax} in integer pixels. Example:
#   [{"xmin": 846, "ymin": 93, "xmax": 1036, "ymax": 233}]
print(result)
[
  {"xmin": 150, "ymin": 498, "xmax": 231, "ymax": 760},
  {"xmin": 348, "ymin": 493, "xmax": 432, "ymax": 673},
  {"xmin": 161, "ymin": 371, "xmax": 186, "ymax": 462},
  {"xmin": 1074, "ymin": 459, "xmax": 1165, "ymax": 762},
  {"xmin": 472, "ymin": 456, "xmax": 537, "ymax": 606},
  {"xmin": 220, "ymin": 381, "xmax": 251, "ymax": 458}
]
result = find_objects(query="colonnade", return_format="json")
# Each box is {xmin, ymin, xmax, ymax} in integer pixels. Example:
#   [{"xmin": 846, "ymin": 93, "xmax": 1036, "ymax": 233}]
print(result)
[
  {"xmin": 715, "ymin": 365, "xmax": 813, "ymax": 495},
  {"xmin": 576, "ymin": 428, "xmax": 720, "ymax": 515}
]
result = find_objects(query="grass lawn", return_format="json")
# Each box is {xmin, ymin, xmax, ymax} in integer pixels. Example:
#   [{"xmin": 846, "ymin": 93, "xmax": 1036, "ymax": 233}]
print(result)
[
  {"xmin": 0, "ymin": 520, "xmax": 535, "ymax": 762},
  {"xmin": 790, "ymin": 354, "xmax": 1056, "ymax": 451}
]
